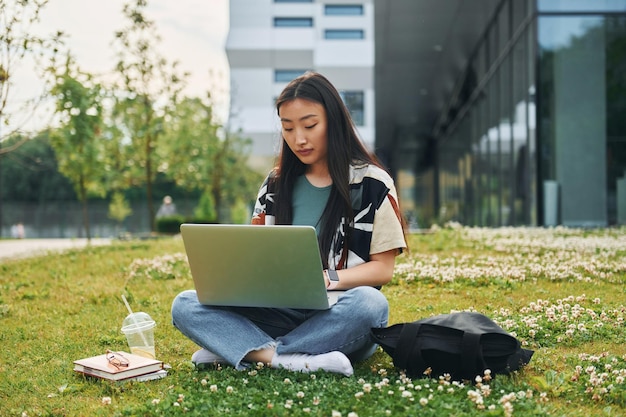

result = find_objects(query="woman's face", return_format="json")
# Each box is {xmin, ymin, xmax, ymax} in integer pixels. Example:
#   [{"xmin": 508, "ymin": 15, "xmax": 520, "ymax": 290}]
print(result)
[{"xmin": 279, "ymin": 98, "xmax": 328, "ymax": 170}]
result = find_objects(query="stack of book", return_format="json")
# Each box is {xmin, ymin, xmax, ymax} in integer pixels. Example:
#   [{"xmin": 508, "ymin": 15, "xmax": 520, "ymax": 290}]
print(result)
[{"xmin": 74, "ymin": 351, "xmax": 166, "ymax": 382}]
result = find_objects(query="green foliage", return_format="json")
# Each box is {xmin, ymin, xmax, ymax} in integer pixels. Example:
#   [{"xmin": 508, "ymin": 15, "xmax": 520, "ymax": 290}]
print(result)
[
  {"xmin": 155, "ymin": 215, "xmax": 186, "ymax": 235},
  {"xmin": 193, "ymin": 191, "xmax": 217, "ymax": 223},
  {"xmin": 160, "ymin": 96, "xmax": 262, "ymax": 223},
  {"xmin": 108, "ymin": 191, "xmax": 133, "ymax": 224},
  {"xmin": 1, "ymin": 227, "xmax": 625, "ymax": 416},
  {"xmin": 231, "ymin": 198, "xmax": 252, "ymax": 224},
  {"xmin": 50, "ymin": 61, "xmax": 106, "ymax": 202},
  {"xmin": 0, "ymin": 133, "xmax": 76, "ymax": 201},
  {"xmin": 110, "ymin": 0, "xmax": 189, "ymax": 230},
  {"xmin": 49, "ymin": 60, "xmax": 108, "ymax": 239}
]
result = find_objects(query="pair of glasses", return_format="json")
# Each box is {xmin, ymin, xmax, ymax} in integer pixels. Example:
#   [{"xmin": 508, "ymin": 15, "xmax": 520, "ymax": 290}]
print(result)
[{"xmin": 106, "ymin": 349, "xmax": 130, "ymax": 369}]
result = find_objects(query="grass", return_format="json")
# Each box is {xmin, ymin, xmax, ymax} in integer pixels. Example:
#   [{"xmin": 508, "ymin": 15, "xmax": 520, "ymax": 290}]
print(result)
[{"xmin": 0, "ymin": 225, "xmax": 624, "ymax": 416}]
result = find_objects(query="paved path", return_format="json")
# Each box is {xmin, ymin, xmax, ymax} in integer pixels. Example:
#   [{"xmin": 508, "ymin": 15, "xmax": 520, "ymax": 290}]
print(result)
[{"xmin": 0, "ymin": 238, "xmax": 112, "ymax": 261}]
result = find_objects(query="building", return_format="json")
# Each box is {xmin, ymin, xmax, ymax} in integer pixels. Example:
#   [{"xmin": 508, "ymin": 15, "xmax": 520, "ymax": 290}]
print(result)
[
  {"xmin": 226, "ymin": 0, "xmax": 375, "ymax": 172},
  {"xmin": 227, "ymin": 0, "xmax": 626, "ymax": 227}
]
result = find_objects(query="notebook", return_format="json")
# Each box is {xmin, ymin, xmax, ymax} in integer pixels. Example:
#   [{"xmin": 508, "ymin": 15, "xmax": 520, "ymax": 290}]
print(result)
[{"xmin": 180, "ymin": 223, "xmax": 342, "ymax": 309}]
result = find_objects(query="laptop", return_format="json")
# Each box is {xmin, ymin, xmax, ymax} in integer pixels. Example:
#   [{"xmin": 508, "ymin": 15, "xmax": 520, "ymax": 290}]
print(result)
[{"xmin": 180, "ymin": 223, "xmax": 342, "ymax": 309}]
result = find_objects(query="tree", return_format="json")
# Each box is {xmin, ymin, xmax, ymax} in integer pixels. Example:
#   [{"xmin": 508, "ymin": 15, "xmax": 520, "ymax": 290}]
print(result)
[
  {"xmin": 49, "ymin": 59, "xmax": 105, "ymax": 240},
  {"xmin": 0, "ymin": 0, "xmax": 64, "ymax": 234},
  {"xmin": 0, "ymin": 132, "xmax": 75, "ymax": 202},
  {"xmin": 0, "ymin": 0, "xmax": 64, "ymax": 151},
  {"xmin": 162, "ymin": 95, "xmax": 262, "ymax": 223},
  {"xmin": 111, "ymin": 0, "xmax": 187, "ymax": 231}
]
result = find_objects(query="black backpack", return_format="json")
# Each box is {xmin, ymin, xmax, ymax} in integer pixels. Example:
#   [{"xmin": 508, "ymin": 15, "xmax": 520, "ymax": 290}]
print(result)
[{"xmin": 370, "ymin": 312, "xmax": 534, "ymax": 380}]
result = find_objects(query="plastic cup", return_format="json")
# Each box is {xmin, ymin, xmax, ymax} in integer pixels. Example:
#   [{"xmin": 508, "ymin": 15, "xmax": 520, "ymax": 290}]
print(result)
[{"xmin": 121, "ymin": 312, "xmax": 156, "ymax": 359}]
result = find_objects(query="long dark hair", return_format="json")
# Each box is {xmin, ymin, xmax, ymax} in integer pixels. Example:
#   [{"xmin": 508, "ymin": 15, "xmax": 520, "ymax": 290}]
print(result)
[{"xmin": 273, "ymin": 71, "xmax": 383, "ymax": 269}]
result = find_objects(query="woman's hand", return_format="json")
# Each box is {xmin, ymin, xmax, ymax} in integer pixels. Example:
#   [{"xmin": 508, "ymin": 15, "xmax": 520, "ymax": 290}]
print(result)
[{"xmin": 328, "ymin": 249, "xmax": 398, "ymax": 290}]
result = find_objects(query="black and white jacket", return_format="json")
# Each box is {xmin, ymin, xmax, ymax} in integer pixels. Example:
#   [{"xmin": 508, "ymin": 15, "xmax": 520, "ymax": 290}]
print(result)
[{"xmin": 252, "ymin": 162, "xmax": 406, "ymax": 270}]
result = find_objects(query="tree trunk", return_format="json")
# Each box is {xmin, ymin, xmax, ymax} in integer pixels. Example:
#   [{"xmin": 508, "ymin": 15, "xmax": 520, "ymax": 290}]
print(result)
[{"xmin": 80, "ymin": 177, "xmax": 91, "ymax": 241}]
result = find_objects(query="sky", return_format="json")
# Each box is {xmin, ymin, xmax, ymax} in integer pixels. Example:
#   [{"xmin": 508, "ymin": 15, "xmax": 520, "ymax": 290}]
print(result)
[{"xmin": 9, "ymin": 0, "xmax": 230, "ymax": 134}]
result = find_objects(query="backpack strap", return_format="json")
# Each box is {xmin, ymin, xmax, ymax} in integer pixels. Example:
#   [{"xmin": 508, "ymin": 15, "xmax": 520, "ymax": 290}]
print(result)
[
  {"xmin": 394, "ymin": 322, "xmax": 427, "ymax": 375},
  {"xmin": 460, "ymin": 332, "xmax": 484, "ymax": 379}
]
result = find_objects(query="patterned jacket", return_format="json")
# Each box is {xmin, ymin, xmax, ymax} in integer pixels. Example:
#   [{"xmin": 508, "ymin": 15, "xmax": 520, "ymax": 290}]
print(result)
[{"xmin": 252, "ymin": 162, "xmax": 405, "ymax": 270}]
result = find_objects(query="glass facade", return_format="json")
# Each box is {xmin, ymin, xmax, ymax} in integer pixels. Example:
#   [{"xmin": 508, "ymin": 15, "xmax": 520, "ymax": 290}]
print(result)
[
  {"xmin": 538, "ymin": 13, "xmax": 626, "ymax": 226},
  {"xmin": 339, "ymin": 91, "xmax": 365, "ymax": 126},
  {"xmin": 275, "ymin": 70, "xmax": 308, "ymax": 82},
  {"xmin": 274, "ymin": 17, "xmax": 314, "ymax": 27},
  {"xmin": 431, "ymin": 0, "xmax": 537, "ymax": 226},
  {"xmin": 325, "ymin": 5, "xmax": 364, "ymax": 16},
  {"xmin": 324, "ymin": 29, "xmax": 365, "ymax": 39},
  {"xmin": 422, "ymin": 0, "xmax": 626, "ymax": 227}
]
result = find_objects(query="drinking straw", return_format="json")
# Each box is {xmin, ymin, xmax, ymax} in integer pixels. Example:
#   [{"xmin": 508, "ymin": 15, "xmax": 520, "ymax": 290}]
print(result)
[{"xmin": 121, "ymin": 294, "xmax": 150, "ymax": 347}]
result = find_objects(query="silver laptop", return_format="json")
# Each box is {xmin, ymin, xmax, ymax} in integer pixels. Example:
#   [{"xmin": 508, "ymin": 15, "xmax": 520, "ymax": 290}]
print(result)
[{"xmin": 180, "ymin": 223, "xmax": 342, "ymax": 309}]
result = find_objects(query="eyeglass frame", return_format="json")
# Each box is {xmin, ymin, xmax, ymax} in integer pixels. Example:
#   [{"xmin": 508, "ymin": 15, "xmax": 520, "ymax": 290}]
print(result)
[{"xmin": 106, "ymin": 349, "xmax": 130, "ymax": 369}]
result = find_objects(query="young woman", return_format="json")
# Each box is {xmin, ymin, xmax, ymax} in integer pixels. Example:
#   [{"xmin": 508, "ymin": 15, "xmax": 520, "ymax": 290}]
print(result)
[{"xmin": 171, "ymin": 72, "xmax": 406, "ymax": 376}]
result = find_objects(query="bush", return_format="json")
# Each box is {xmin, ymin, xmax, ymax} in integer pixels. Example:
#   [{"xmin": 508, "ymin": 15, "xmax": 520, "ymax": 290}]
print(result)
[{"xmin": 155, "ymin": 215, "xmax": 186, "ymax": 234}]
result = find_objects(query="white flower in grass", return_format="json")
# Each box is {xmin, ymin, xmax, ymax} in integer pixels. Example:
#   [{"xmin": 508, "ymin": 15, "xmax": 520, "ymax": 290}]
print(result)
[
  {"xmin": 226, "ymin": 386, "xmax": 233, "ymax": 393},
  {"xmin": 348, "ymin": 412, "xmax": 359, "ymax": 417},
  {"xmin": 210, "ymin": 384, "xmax": 218, "ymax": 392},
  {"xmin": 101, "ymin": 397, "xmax": 112, "ymax": 405},
  {"xmin": 331, "ymin": 411, "xmax": 342, "ymax": 417},
  {"xmin": 419, "ymin": 397, "xmax": 428, "ymax": 406}
]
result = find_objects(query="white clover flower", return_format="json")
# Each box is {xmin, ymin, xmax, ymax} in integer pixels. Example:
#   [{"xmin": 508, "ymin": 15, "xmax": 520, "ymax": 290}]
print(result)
[
  {"xmin": 210, "ymin": 384, "xmax": 218, "ymax": 392},
  {"xmin": 101, "ymin": 397, "xmax": 112, "ymax": 405},
  {"xmin": 419, "ymin": 397, "xmax": 428, "ymax": 406}
]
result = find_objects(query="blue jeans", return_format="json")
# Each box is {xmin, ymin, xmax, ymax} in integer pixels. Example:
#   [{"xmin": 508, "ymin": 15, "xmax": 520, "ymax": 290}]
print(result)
[{"xmin": 171, "ymin": 286, "xmax": 389, "ymax": 370}]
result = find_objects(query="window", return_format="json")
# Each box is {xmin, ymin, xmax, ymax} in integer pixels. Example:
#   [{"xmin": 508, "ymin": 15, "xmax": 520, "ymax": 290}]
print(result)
[
  {"xmin": 325, "ymin": 5, "xmax": 364, "ymax": 15},
  {"xmin": 324, "ymin": 29, "xmax": 364, "ymax": 39},
  {"xmin": 340, "ymin": 91, "xmax": 364, "ymax": 125},
  {"xmin": 537, "ymin": 0, "xmax": 626, "ymax": 12},
  {"xmin": 274, "ymin": 17, "xmax": 313, "ymax": 27},
  {"xmin": 275, "ymin": 70, "xmax": 308, "ymax": 83}
]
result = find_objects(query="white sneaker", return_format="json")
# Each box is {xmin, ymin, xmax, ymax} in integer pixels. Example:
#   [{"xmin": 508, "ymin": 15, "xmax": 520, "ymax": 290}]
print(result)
[{"xmin": 191, "ymin": 348, "xmax": 227, "ymax": 366}]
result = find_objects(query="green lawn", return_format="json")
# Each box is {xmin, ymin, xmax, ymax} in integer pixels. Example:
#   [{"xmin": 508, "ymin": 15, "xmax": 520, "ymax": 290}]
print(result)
[{"xmin": 0, "ymin": 226, "xmax": 624, "ymax": 416}]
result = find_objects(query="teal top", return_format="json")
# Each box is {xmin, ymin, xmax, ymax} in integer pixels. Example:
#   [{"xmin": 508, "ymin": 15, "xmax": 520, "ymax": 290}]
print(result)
[{"xmin": 292, "ymin": 175, "xmax": 331, "ymax": 234}]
